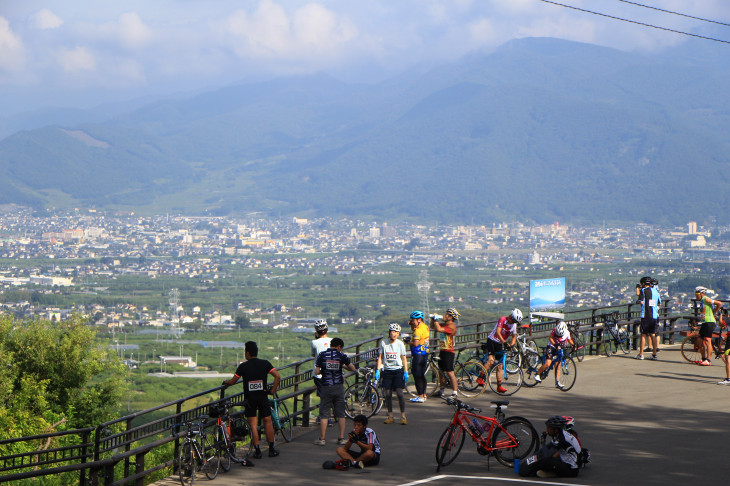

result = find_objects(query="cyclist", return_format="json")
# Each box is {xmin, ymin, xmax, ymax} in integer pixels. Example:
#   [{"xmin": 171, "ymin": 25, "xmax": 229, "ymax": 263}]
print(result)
[
  {"xmin": 635, "ymin": 276, "xmax": 661, "ymax": 360},
  {"xmin": 431, "ymin": 308, "xmax": 460, "ymax": 397},
  {"xmin": 314, "ymin": 337, "xmax": 357, "ymax": 446},
  {"xmin": 376, "ymin": 323, "xmax": 409, "ymax": 424},
  {"xmin": 695, "ymin": 286, "xmax": 722, "ymax": 366},
  {"xmin": 533, "ymin": 321, "xmax": 574, "ymax": 390},
  {"xmin": 311, "ymin": 319, "xmax": 333, "ymax": 426},
  {"xmin": 334, "ymin": 414, "xmax": 381, "ymax": 470},
  {"xmin": 484, "ymin": 308, "xmax": 522, "ymax": 394},
  {"xmin": 519, "ymin": 415, "xmax": 581, "ymax": 478},
  {"xmin": 222, "ymin": 341, "xmax": 281, "ymax": 458},
  {"xmin": 407, "ymin": 311, "xmax": 430, "ymax": 403}
]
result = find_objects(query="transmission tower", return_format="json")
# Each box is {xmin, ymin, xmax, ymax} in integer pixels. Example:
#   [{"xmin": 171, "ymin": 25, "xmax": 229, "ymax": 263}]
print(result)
[
  {"xmin": 416, "ymin": 270, "xmax": 432, "ymax": 317},
  {"xmin": 169, "ymin": 288, "xmax": 182, "ymax": 337}
]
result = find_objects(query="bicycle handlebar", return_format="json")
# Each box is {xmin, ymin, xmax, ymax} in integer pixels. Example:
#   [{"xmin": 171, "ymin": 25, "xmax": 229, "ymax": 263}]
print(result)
[{"xmin": 441, "ymin": 396, "xmax": 481, "ymax": 413}]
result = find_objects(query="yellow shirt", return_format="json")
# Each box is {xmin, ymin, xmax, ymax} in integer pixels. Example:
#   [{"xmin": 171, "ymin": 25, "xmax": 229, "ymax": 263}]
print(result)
[{"xmin": 411, "ymin": 323, "xmax": 430, "ymax": 355}]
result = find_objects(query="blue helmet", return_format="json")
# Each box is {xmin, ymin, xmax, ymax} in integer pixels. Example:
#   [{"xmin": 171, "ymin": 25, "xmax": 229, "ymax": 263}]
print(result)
[{"xmin": 410, "ymin": 311, "xmax": 424, "ymax": 320}]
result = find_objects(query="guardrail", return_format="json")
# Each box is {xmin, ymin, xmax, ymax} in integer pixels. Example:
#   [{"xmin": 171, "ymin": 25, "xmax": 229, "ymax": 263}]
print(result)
[{"xmin": 0, "ymin": 300, "xmax": 683, "ymax": 485}]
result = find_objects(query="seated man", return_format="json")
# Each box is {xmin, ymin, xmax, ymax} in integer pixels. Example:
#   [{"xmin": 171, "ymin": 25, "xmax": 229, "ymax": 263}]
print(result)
[
  {"xmin": 519, "ymin": 415, "xmax": 581, "ymax": 478},
  {"xmin": 333, "ymin": 414, "xmax": 381, "ymax": 470}
]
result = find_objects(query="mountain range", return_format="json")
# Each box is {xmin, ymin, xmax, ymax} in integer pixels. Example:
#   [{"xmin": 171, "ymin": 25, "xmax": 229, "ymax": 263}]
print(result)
[{"xmin": 1, "ymin": 37, "xmax": 729, "ymax": 225}]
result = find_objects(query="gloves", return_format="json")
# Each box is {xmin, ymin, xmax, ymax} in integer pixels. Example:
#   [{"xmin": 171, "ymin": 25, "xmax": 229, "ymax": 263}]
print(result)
[
  {"xmin": 375, "ymin": 369, "xmax": 381, "ymax": 381},
  {"xmin": 403, "ymin": 371, "xmax": 409, "ymax": 382}
]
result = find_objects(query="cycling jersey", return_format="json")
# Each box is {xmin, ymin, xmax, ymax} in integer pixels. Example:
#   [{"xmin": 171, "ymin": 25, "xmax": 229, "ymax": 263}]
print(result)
[
  {"xmin": 640, "ymin": 287, "xmax": 661, "ymax": 319},
  {"xmin": 700, "ymin": 296, "xmax": 716, "ymax": 323},
  {"xmin": 488, "ymin": 316, "xmax": 516, "ymax": 343},
  {"xmin": 233, "ymin": 357, "xmax": 275, "ymax": 400},
  {"xmin": 362, "ymin": 427, "xmax": 381, "ymax": 455},
  {"xmin": 379, "ymin": 339, "xmax": 407, "ymax": 370},
  {"xmin": 311, "ymin": 336, "xmax": 331, "ymax": 378},
  {"xmin": 553, "ymin": 429, "xmax": 582, "ymax": 469},
  {"xmin": 410, "ymin": 322, "xmax": 430, "ymax": 355},
  {"xmin": 549, "ymin": 329, "xmax": 572, "ymax": 346},
  {"xmin": 438, "ymin": 324, "xmax": 456, "ymax": 353},
  {"xmin": 315, "ymin": 348, "xmax": 351, "ymax": 386}
]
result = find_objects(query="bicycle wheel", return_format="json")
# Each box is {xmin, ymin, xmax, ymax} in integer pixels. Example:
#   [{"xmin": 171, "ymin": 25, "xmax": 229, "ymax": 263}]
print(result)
[
  {"xmin": 215, "ymin": 426, "xmax": 231, "ymax": 473},
  {"xmin": 603, "ymin": 330, "xmax": 616, "ymax": 357},
  {"xmin": 405, "ymin": 361, "xmax": 440, "ymax": 397},
  {"xmin": 506, "ymin": 346, "xmax": 522, "ymax": 368},
  {"xmin": 617, "ymin": 328, "xmax": 630, "ymax": 354},
  {"xmin": 680, "ymin": 336, "xmax": 703, "ymax": 363},
  {"xmin": 456, "ymin": 360, "xmax": 487, "ymax": 397},
  {"xmin": 276, "ymin": 400, "xmax": 293, "ymax": 442},
  {"xmin": 488, "ymin": 360, "xmax": 523, "ymax": 396},
  {"xmin": 556, "ymin": 357, "xmax": 577, "ymax": 392},
  {"xmin": 229, "ymin": 413, "xmax": 254, "ymax": 461},
  {"xmin": 521, "ymin": 340, "xmax": 539, "ymax": 369},
  {"xmin": 178, "ymin": 440, "xmax": 196, "ymax": 486},
  {"xmin": 572, "ymin": 333, "xmax": 586, "ymax": 362},
  {"xmin": 344, "ymin": 382, "xmax": 379, "ymax": 419},
  {"xmin": 201, "ymin": 432, "xmax": 220, "ymax": 480},
  {"xmin": 522, "ymin": 356, "xmax": 542, "ymax": 388},
  {"xmin": 492, "ymin": 417, "xmax": 539, "ymax": 468},
  {"xmin": 435, "ymin": 424, "xmax": 465, "ymax": 470}
]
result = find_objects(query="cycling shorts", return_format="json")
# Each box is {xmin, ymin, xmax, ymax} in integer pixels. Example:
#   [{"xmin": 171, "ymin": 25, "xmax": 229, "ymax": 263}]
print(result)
[
  {"xmin": 438, "ymin": 350, "xmax": 455, "ymax": 372},
  {"xmin": 244, "ymin": 395, "xmax": 271, "ymax": 419},
  {"xmin": 640, "ymin": 317, "xmax": 657, "ymax": 335},
  {"xmin": 699, "ymin": 322, "xmax": 716, "ymax": 339},
  {"xmin": 485, "ymin": 339, "xmax": 504, "ymax": 357}
]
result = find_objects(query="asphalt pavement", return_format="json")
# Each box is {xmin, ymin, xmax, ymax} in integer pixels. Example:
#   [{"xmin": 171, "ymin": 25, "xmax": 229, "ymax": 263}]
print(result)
[{"xmin": 153, "ymin": 343, "xmax": 729, "ymax": 486}]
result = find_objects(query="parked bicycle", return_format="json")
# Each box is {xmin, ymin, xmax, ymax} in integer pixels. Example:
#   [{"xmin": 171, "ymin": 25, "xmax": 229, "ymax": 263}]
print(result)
[
  {"xmin": 523, "ymin": 345, "xmax": 577, "ymax": 391},
  {"xmin": 505, "ymin": 323, "xmax": 539, "ymax": 369},
  {"xmin": 435, "ymin": 396, "xmax": 538, "ymax": 472},
  {"xmin": 173, "ymin": 415, "xmax": 220, "ymax": 485},
  {"xmin": 567, "ymin": 322, "xmax": 586, "ymax": 362},
  {"xmin": 344, "ymin": 366, "xmax": 383, "ymax": 419},
  {"xmin": 257, "ymin": 391, "xmax": 293, "ymax": 443},
  {"xmin": 404, "ymin": 349, "xmax": 487, "ymax": 399},
  {"xmin": 463, "ymin": 345, "xmax": 523, "ymax": 396},
  {"xmin": 680, "ymin": 317, "xmax": 725, "ymax": 364},
  {"xmin": 601, "ymin": 312, "xmax": 630, "ymax": 357},
  {"xmin": 209, "ymin": 397, "xmax": 253, "ymax": 472}
]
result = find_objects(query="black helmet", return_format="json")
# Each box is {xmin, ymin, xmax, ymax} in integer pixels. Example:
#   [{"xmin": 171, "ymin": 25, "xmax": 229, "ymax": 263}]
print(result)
[
  {"xmin": 640, "ymin": 276, "xmax": 652, "ymax": 285},
  {"xmin": 545, "ymin": 415, "xmax": 567, "ymax": 428}
]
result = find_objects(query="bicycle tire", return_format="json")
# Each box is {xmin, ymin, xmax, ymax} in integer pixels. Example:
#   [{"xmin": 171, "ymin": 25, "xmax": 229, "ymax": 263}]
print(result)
[
  {"xmin": 276, "ymin": 400, "xmax": 293, "ymax": 442},
  {"xmin": 556, "ymin": 357, "xmax": 577, "ymax": 392},
  {"xmin": 179, "ymin": 440, "xmax": 195, "ymax": 486},
  {"xmin": 344, "ymin": 382, "xmax": 379, "ymax": 419},
  {"xmin": 523, "ymin": 340, "xmax": 539, "ymax": 368},
  {"xmin": 522, "ymin": 354, "xmax": 542, "ymax": 387},
  {"xmin": 405, "ymin": 361, "xmax": 440, "ymax": 397},
  {"xmin": 488, "ymin": 359, "xmax": 523, "ymax": 396},
  {"xmin": 603, "ymin": 330, "xmax": 616, "ymax": 357},
  {"xmin": 435, "ymin": 424, "xmax": 465, "ymax": 470},
  {"xmin": 456, "ymin": 360, "xmax": 487, "ymax": 397},
  {"xmin": 680, "ymin": 336, "xmax": 703, "ymax": 363},
  {"xmin": 617, "ymin": 328, "xmax": 630, "ymax": 354},
  {"xmin": 201, "ymin": 431, "xmax": 220, "ymax": 480},
  {"xmin": 215, "ymin": 425, "xmax": 231, "ymax": 473},
  {"xmin": 506, "ymin": 346, "xmax": 522, "ymax": 368},
  {"xmin": 572, "ymin": 333, "xmax": 586, "ymax": 362},
  {"xmin": 492, "ymin": 417, "xmax": 539, "ymax": 468},
  {"xmin": 229, "ymin": 413, "xmax": 254, "ymax": 461}
]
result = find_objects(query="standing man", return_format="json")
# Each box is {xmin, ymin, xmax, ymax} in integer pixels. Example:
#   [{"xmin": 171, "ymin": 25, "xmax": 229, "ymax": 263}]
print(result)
[
  {"xmin": 431, "ymin": 308, "xmax": 460, "ymax": 397},
  {"xmin": 408, "ymin": 310, "xmax": 430, "ymax": 403},
  {"xmin": 635, "ymin": 276, "xmax": 661, "ymax": 360},
  {"xmin": 376, "ymin": 323, "xmax": 408, "ymax": 425},
  {"xmin": 485, "ymin": 309, "xmax": 523, "ymax": 394},
  {"xmin": 695, "ymin": 286, "xmax": 722, "ymax": 366},
  {"xmin": 314, "ymin": 337, "xmax": 356, "ymax": 446},
  {"xmin": 311, "ymin": 319, "xmax": 332, "ymax": 426},
  {"xmin": 222, "ymin": 341, "xmax": 281, "ymax": 458}
]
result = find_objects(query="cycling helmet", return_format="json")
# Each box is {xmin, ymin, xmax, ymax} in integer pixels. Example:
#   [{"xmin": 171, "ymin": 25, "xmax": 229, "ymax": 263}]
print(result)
[
  {"xmin": 445, "ymin": 308, "xmax": 460, "ymax": 319},
  {"xmin": 555, "ymin": 321, "xmax": 568, "ymax": 338},
  {"xmin": 510, "ymin": 308, "xmax": 523, "ymax": 322},
  {"xmin": 410, "ymin": 310, "xmax": 424, "ymax": 320},
  {"xmin": 640, "ymin": 276, "xmax": 652, "ymax": 285},
  {"xmin": 651, "ymin": 278, "xmax": 658, "ymax": 286},
  {"xmin": 695, "ymin": 286, "xmax": 708, "ymax": 294},
  {"xmin": 545, "ymin": 415, "xmax": 567, "ymax": 428},
  {"xmin": 389, "ymin": 323, "xmax": 401, "ymax": 332},
  {"xmin": 561, "ymin": 415, "xmax": 575, "ymax": 428},
  {"xmin": 314, "ymin": 319, "xmax": 328, "ymax": 332}
]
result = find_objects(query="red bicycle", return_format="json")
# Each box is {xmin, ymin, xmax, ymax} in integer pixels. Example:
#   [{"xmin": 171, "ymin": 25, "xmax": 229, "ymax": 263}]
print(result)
[{"xmin": 435, "ymin": 396, "xmax": 538, "ymax": 472}]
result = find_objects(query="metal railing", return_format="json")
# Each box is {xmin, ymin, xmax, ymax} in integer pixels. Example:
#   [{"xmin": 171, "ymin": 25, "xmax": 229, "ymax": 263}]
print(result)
[{"xmin": 0, "ymin": 299, "xmax": 684, "ymax": 485}]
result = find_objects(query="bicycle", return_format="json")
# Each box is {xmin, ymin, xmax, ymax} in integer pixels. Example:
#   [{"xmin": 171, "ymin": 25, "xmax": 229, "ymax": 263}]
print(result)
[
  {"xmin": 173, "ymin": 415, "xmax": 220, "ymax": 485},
  {"xmin": 405, "ymin": 349, "xmax": 486, "ymax": 398},
  {"xmin": 601, "ymin": 312, "xmax": 630, "ymax": 357},
  {"xmin": 680, "ymin": 317, "xmax": 725, "ymax": 364},
  {"xmin": 435, "ymin": 396, "xmax": 538, "ymax": 472},
  {"xmin": 523, "ymin": 345, "xmax": 577, "ymax": 391},
  {"xmin": 463, "ymin": 344, "xmax": 523, "ymax": 396},
  {"xmin": 257, "ymin": 391, "xmax": 293, "ymax": 442},
  {"xmin": 505, "ymin": 324, "xmax": 539, "ymax": 369},
  {"xmin": 344, "ymin": 366, "xmax": 383, "ymax": 419},
  {"xmin": 209, "ymin": 397, "xmax": 253, "ymax": 472},
  {"xmin": 567, "ymin": 322, "xmax": 586, "ymax": 362}
]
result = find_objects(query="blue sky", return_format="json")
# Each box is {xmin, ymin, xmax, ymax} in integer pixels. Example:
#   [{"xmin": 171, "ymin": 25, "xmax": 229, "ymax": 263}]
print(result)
[{"xmin": 2, "ymin": 1, "xmax": 729, "ymax": 115}]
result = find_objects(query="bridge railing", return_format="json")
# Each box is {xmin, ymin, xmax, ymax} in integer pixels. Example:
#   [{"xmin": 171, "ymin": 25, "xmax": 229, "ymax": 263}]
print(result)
[{"xmin": 0, "ymin": 300, "xmax": 685, "ymax": 485}]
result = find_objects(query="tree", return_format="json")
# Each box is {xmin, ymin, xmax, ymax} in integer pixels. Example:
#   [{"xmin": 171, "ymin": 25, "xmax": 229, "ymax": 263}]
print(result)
[{"xmin": 235, "ymin": 314, "xmax": 251, "ymax": 329}]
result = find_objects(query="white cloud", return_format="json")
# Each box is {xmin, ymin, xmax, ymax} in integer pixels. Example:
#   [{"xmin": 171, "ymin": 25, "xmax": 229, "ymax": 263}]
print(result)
[
  {"xmin": 58, "ymin": 46, "xmax": 96, "ymax": 73},
  {"xmin": 0, "ymin": 16, "xmax": 24, "ymax": 72},
  {"xmin": 117, "ymin": 12, "xmax": 152, "ymax": 49},
  {"xmin": 31, "ymin": 9, "xmax": 63, "ymax": 30}
]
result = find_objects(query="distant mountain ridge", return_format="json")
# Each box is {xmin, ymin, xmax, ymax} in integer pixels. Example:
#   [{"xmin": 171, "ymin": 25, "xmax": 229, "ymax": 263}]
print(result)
[{"xmin": 1, "ymin": 37, "xmax": 729, "ymax": 225}]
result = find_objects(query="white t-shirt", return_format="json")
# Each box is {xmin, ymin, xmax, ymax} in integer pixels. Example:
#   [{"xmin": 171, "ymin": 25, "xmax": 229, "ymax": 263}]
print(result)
[
  {"xmin": 379, "ymin": 339, "xmax": 407, "ymax": 370},
  {"xmin": 312, "ymin": 336, "xmax": 331, "ymax": 378}
]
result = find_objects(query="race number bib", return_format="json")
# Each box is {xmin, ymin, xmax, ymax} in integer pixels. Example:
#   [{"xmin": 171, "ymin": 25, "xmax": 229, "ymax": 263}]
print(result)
[
  {"xmin": 248, "ymin": 380, "xmax": 264, "ymax": 392},
  {"xmin": 325, "ymin": 360, "xmax": 340, "ymax": 370},
  {"xmin": 385, "ymin": 351, "xmax": 398, "ymax": 362},
  {"xmin": 526, "ymin": 454, "xmax": 538, "ymax": 465},
  {"xmin": 648, "ymin": 299, "xmax": 656, "ymax": 307}
]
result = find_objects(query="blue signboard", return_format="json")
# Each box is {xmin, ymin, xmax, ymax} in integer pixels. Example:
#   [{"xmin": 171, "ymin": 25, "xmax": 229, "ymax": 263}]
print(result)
[{"xmin": 529, "ymin": 278, "xmax": 566, "ymax": 312}]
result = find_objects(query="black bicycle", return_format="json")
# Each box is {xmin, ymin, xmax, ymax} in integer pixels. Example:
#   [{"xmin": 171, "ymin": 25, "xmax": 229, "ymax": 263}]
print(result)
[{"xmin": 601, "ymin": 312, "xmax": 630, "ymax": 357}]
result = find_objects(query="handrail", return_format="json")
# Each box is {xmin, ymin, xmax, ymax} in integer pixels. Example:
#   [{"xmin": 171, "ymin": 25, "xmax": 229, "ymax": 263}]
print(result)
[{"xmin": 0, "ymin": 300, "xmax": 683, "ymax": 485}]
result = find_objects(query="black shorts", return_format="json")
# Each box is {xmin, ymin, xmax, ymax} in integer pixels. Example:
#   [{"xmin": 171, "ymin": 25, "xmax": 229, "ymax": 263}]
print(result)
[
  {"xmin": 640, "ymin": 317, "xmax": 657, "ymax": 335},
  {"xmin": 485, "ymin": 339, "xmax": 504, "ymax": 356},
  {"xmin": 381, "ymin": 368, "xmax": 405, "ymax": 390},
  {"xmin": 351, "ymin": 450, "xmax": 380, "ymax": 467},
  {"xmin": 438, "ymin": 351, "xmax": 455, "ymax": 372},
  {"xmin": 244, "ymin": 395, "xmax": 271, "ymax": 419},
  {"xmin": 699, "ymin": 322, "xmax": 716, "ymax": 339}
]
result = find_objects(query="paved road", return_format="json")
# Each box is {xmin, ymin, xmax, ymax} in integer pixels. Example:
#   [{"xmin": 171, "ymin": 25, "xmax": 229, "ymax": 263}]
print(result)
[{"xmin": 154, "ymin": 344, "xmax": 728, "ymax": 485}]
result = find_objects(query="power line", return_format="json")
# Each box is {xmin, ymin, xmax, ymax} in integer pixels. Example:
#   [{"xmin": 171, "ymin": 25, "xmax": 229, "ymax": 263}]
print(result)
[
  {"xmin": 539, "ymin": 0, "xmax": 730, "ymax": 45},
  {"xmin": 616, "ymin": 0, "xmax": 730, "ymax": 28}
]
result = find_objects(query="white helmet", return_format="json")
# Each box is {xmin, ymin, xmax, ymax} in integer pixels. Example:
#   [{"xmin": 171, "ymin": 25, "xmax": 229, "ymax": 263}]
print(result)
[
  {"xmin": 510, "ymin": 309, "xmax": 523, "ymax": 322},
  {"xmin": 555, "ymin": 321, "xmax": 568, "ymax": 337},
  {"xmin": 314, "ymin": 319, "xmax": 328, "ymax": 332},
  {"xmin": 389, "ymin": 323, "xmax": 401, "ymax": 332},
  {"xmin": 695, "ymin": 286, "xmax": 708, "ymax": 294}
]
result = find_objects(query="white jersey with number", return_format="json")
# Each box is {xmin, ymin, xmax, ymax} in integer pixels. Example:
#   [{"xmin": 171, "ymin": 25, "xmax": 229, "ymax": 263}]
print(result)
[{"xmin": 379, "ymin": 339, "xmax": 406, "ymax": 370}]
